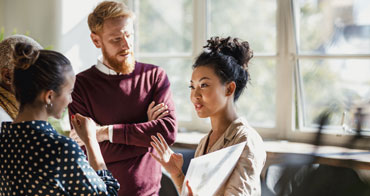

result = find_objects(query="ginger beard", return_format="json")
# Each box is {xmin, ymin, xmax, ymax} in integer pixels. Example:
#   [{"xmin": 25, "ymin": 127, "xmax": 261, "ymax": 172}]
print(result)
[{"xmin": 102, "ymin": 46, "xmax": 136, "ymax": 75}]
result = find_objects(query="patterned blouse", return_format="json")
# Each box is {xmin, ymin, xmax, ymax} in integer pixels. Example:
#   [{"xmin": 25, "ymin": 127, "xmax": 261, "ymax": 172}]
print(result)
[{"xmin": 0, "ymin": 120, "xmax": 120, "ymax": 195}]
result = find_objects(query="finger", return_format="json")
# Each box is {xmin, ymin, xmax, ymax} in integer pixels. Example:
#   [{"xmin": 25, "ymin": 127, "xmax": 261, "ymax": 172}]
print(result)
[
  {"xmin": 71, "ymin": 116, "xmax": 79, "ymax": 130},
  {"xmin": 186, "ymin": 181, "xmax": 193, "ymax": 196},
  {"xmin": 156, "ymin": 110, "xmax": 169, "ymax": 119},
  {"xmin": 69, "ymin": 131, "xmax": 78, "ymax": 139},
  {"xmin": 149, "ymin": 152, "xmax": 163, "ymax": 164},
  {"xmin": 150, "ymin": 141, "xmax": 164, "ymax": 155},
  {"xmin": 152, "ymin": 106, "xmax": 167, "ymax": 120},
  {"xmin": 70, "ymin": 132, "xmax": 80, "ymax": 140},
  {"xmin": 148, "ymin": 101, "xmax": 155, "ymax": 110},
  {"xmin": 77, "ymin": 140, "xmax": 85, "ymax": 147},
  {"xmin": 69, "ymin": 129, "xmax": 76, "ymax": 137},
  {"xmin": 151, "ymin": 135, "xmax": 165, "ymax": 153},
  {"xmin": 152, "ymin": 103, "xmax": 165, "ymax": 113},
  {"xmin": 157, "ymin": 133, "xmax": 170, "ymax": 149},
  {"xmin": 147, "ymin": 101, "xmax": 156, "ymax": 118},
  {"xmin": 173, "ymin": 153, "xmax": 183, "ymax": 160}
]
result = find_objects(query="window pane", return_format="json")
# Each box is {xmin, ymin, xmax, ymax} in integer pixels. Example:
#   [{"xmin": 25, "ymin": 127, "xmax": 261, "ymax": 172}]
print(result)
[
  {"xmin": 138, "ymin": 57, "xmax": 193, "ymax": 121},
  {"xmin": 208, "ymin": 0, "xmax": 276, "ymax": 54},
  {"xmin": 137, "ymin": 0, "xmax": 192, "ymax": 53},
  {"xmin": 299, "ymin": 59, "xmax": 370, "ymax": 131},
  {"xmin": 297, "ymin": 0, "xmax": 370, "ymax": 54},
  {"xmin": 237, "ymin": 58, "xmax": 276, "ymax": 127}
]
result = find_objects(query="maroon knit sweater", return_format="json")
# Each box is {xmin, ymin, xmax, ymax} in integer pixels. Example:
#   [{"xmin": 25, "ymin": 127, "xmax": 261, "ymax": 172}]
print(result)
[{"xmin": 68, "ymin": 62, "xmax": 177, "ymax": 196}]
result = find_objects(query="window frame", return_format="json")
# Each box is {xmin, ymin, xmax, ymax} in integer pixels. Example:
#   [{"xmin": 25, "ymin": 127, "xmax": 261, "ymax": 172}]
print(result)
[{"xmin": 128, "ymin": 0, "xmax": 370, "ymax": 146}]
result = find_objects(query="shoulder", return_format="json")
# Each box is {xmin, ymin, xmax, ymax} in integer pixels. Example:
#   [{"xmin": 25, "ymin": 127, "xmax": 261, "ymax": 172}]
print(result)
[
  {"xmin": 136, "ymin": 61, "xmax": 167, "ymax": 77},
  {"xmin": 38, "ymin": 129, "xmax": 85, "ymax": 160},
  {"xmin": 76, "ymin": 66, "xmax": 97, "ymax": 78},
  {"xmin": 73, "ymin": 66, "xmax": 99, "ymax": 92},
  {"xmin": 232, "ymin": 118, "xmax": 263, "ymax": 144}
]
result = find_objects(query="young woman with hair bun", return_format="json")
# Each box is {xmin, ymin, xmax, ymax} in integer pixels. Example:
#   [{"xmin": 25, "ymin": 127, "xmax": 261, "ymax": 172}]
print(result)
[
  {"xmin": 151, "ymin": 37, "xmax": 266, "ymax": 196},
  {"xmin": 0, "ymin": 43, "xmax": 119, "ymax": 195}
]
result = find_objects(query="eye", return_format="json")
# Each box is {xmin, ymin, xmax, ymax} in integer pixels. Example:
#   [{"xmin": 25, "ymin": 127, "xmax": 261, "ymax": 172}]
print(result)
[
  {"xmin": 189, "ymin": 85, "xmax": 194, "ymax": 90},
  {"xmin": 113, "ymin": 37, "xmax": 122, "ymax": 42},
  {"xmin": 200, "ymin": 83, "xmax": 209, "ymax": 88}
]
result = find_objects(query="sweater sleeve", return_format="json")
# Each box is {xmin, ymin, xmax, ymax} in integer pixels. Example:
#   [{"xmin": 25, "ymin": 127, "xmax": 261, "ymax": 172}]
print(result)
[
  {"xmin": 111, "ymin": 68, "xmax": 177, "ymax": 147},
  {"xmin": 68, "ymin": 76, "xmax": 91, "ymax": 121}
]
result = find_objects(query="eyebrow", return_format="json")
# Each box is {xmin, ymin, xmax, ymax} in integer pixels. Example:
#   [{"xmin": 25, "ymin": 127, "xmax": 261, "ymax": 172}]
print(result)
[{"xmin": 190, "ymin": 77, "xmax": 211, "ymax": 83}]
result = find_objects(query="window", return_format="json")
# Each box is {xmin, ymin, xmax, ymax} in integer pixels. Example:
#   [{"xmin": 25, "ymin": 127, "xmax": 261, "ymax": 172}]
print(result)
[
  {"xmin": 131, "ymin": 0, "xmax": 277, "ymax": 132},
  {"xmin": 294, "ymin": 0, "xmax": 370, "ymax": 132},
  {"xmin": 129, "ymin": 0, "xmax": 370, "ymax": 141}
]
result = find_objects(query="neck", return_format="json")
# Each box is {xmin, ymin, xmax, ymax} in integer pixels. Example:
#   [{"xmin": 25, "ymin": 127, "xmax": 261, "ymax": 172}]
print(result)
[
  {"xmin": 210, "ymin": 101, "xmax": 238, "ymax": 137},
  {"xmin": 13, "ymin": 104, "xmax": 49, "ymax": 123}
]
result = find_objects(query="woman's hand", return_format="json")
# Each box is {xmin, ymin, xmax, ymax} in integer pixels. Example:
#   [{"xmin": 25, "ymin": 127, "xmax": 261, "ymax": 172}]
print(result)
[
  {"xmin": 150, "ymin": 133, "xmax": 184, "ymax": 176},
  {"xmin": 71, "ymin": 113, "xmax": 107, "ymax": 171},
  {"xmin": 71, "ymin": 113, "xmax": 97, "ymax": 145},
  {"xmin": 186, "ymin": 180, "xmax": 194, "ymax": 196}
]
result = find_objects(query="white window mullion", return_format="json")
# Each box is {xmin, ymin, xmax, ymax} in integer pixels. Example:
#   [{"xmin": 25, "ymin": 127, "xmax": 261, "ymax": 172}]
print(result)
[
  {"xmin": 275, "ymin": 0, "xmax": 297, "ymax": 140},
  {"xmin": 183, "ymin": 0, "xmax": 212, "ymax": 132},
  {"xmin": 193, "ymin": 0, "xmax": 207, "ymax": 57}
]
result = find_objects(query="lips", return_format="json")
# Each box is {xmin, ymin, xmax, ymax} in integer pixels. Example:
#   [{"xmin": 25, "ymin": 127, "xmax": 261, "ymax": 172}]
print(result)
[
  {"xmin": 118, "ymin": 51, "xmax": 131, "ymax": 57},
  {"xmin": 194, "ymin": 103, "xmax": 203, "ymax": 111}
]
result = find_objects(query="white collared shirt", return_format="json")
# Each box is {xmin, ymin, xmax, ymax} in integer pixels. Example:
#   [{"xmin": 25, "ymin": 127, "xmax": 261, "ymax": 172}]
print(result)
[
  {"xmin": 95, "ymin": 56, "xmax": 123, "ymax": 75},
  {"xmin": 94, "ymin": 56, "xmax": 116, "ymax": 142}
]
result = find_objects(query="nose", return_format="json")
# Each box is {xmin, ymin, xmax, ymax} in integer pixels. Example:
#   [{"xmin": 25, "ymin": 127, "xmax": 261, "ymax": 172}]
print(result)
[
  {"xmin": 121, "ymin": 35, "xmax": 131, "ymax": 50},
  {"xmin": 190, "ymin": 87, "xmax": 201, "ymax": 102}
]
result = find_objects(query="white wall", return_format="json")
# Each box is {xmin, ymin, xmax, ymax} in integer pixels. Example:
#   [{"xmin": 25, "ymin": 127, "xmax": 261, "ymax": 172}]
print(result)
[
  {"xmin": 1, "ymin": 0, "xmax": 58, "ymax": 49},
  {"xmin": 0, "ymin": 0, "xmax": 114, "ymax": 73}
]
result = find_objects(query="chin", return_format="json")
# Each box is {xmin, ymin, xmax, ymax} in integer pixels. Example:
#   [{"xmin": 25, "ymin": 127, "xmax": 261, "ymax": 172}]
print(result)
[
  {"xmin": 196, "ymin": 112, "xmax": 209, "ymax": 118},
  {"xmin": 52, "ymin": 112, "xmax": 63, "ymax": 120}
]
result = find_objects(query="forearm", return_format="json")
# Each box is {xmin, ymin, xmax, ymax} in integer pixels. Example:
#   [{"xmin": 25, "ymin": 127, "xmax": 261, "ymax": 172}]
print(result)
[
  {"xmin": 85, "ymin": 139, "xmax": 107, "ymax": 171},
  {"xmin": 112, "ymin": 116, "xmax": 177, "ymax": 147}
]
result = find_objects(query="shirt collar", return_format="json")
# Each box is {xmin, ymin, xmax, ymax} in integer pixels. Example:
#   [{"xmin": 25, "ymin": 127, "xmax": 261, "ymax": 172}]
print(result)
[
  {"xmin": 222, "ymin": 117, "xmax": 247, "ymax": 142},
  {"xmin": 95, "ymin": 56, "xmax": 122, "ymax": 75}
]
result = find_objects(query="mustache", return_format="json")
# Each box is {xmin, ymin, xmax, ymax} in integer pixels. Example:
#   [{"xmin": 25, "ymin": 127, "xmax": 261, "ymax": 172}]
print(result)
[{"xmin": 117, "ymin": 50, "xmax": 132, "ymax": 55}]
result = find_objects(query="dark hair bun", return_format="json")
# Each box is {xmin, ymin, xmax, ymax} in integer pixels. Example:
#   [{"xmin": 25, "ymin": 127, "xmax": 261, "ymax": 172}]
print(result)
[
  {"xmin": 204, "ymin": 36, "xmax": 253, "ymax": 70},
  {"xmin": 12, "ymin": 42, "xmax": 40, "ymax": 70}
]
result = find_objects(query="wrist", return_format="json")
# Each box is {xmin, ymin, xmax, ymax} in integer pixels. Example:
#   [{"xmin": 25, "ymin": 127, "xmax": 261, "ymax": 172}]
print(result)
[
  {"xmin": 97, "ymin": 126, "xmax": 109, "ymax": 142},
  {"xmin": 84, "ymin": 137, "xmax": 99, "ymax": 146},
  {"xmin": 170, "ymin": 168, "xmax": 184, "ymax": 179}
]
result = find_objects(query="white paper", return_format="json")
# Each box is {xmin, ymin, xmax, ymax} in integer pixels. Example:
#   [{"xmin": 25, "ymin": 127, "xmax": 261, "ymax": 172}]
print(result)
[{"xmin": 180, "ymin": 141, "xmax": 246, "ymax": 196}]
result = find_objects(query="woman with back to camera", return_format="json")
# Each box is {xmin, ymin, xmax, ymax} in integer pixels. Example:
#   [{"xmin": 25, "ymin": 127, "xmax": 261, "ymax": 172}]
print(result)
[
  {"xmin": 0, "ymin": 43, "xmax": 119, "ymax": 195},
  {"xmin": 151, "ymin": 37, "xmax": 266, "ymax": 196}
]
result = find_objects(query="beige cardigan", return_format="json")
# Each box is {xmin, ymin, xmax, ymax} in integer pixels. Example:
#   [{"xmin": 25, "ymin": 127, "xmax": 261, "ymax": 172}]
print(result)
[{"xmin": 194, "ymin": 117, "xmax": 266, "ymax": 196}]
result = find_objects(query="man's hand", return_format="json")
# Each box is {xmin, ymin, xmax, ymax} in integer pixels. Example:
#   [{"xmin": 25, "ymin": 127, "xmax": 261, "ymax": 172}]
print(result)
[
  {"xmin": 96, "ymin": 125, "xmax": 109, "ymax": 142},
  {"xmin": 147, "ymin": 101, "xmax": 169, "ymax": 121},
  {"xmin": 69, "ymin": 128, "xmax": 85, "ymax": 146},
  {"xmin": 70, "ymin": 114, "xmax": 97, "ymax": 145},
  {"xmin": 70, "ymin": 114, "xmax": 109, "ymax": 145}
]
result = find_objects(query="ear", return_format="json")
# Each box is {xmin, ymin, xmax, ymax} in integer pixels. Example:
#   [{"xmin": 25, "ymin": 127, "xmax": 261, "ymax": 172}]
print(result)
[
  {"xmin": 41, "ymin": 89, "xmax": 55, "ymax": 105},
  {"xmin": 225, "ymin": 81, "xmax": 236, "ymax": 97},
  {"xmin": 91, "ymin": 32, "xmax": 102, "ymax": 48},
  {"xmin": 0, "ymin": 68, "xmax": 12, "ymax": 85}
]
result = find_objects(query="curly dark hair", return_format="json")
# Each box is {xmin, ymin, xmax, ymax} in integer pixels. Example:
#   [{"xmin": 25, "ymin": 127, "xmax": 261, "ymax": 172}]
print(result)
[{"xmin": 193, "ymin": 36, "xmax": 253, "ymax": 101}]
